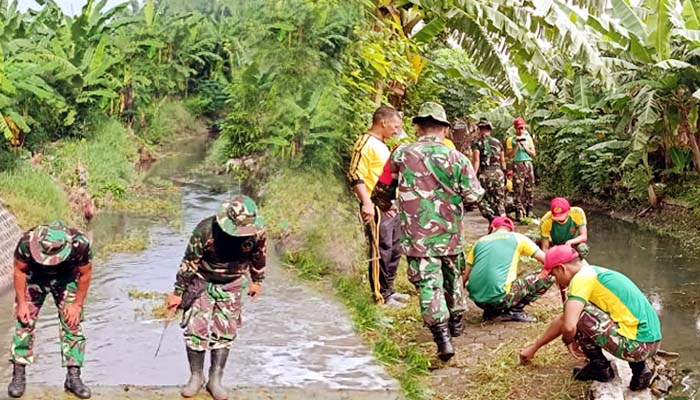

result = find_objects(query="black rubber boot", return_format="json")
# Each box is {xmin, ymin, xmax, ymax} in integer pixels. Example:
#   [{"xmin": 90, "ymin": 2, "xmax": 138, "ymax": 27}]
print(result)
[
  {"xmin": 206, "ymin": 348, "xmax": 230, "ymax": 400},
  {"xmin": 448, "ymin": 314, "xmax": 464, "ymax": 337},
  {"xmin": 498, "ymin": 304, "xmax": 537, "ymax": 322},
  {"xmin": 64, "ymin": 366, "xmax": 91, "ymax": 399},
  {"xmin": 7, "ymin": 363, "xmax": 26, "ymax": 398},
  {"xmin": 514, "ymin": 209, "xmax": 522, "ymax": 222},
  {"xmin": 429, "ymin": 322, "xmax": 455, "ymax": 362},
  {"xmin": 181, "ymin": 348, "xmax": 205, "ymax": 397},
  {"xmin": 629, "ymin": 361, "xmax": 653, "ymax": 391},
  {"xmin": 573, "ymin": 346, "xmax": 614, "ymax": 382}
]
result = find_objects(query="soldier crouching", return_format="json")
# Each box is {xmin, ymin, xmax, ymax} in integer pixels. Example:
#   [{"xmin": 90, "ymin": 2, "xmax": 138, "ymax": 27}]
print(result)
[{"xmin": 166, "ymin": 195, "xmax": 266, "ymax": 400}]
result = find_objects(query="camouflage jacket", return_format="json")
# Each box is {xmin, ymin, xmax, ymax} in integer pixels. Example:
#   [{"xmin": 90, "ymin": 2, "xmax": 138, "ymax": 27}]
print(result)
[
  {"xmin": 15, "ymin": 228, "xmax": 93, "ymax": 276},
  {"xmin": 471, "ymin": 135, "xmax": 504, "ymax": 171},
  {"xmin": 174, "ymin": 216, "xmax": 266, "ymax": 296},
  {"xmin": 372, "ymin": 135, "xmax": 485, "ymax": 257}
]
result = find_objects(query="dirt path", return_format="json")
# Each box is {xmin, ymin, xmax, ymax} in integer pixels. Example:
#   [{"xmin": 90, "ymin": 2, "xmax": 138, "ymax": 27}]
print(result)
[{"xmin": 422, "ymin": 212, "xmax": 588, "ymax": 400}]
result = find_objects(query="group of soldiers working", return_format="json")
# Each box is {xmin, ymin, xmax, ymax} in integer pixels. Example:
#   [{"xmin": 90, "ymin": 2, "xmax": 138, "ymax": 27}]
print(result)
[
  {"xmin": 6, "ymin": 195, "xmax": 266, "ymax": 400},
  {"xmin": 349, "ymin": 102, "xmax": 662, "ymax": 391}
]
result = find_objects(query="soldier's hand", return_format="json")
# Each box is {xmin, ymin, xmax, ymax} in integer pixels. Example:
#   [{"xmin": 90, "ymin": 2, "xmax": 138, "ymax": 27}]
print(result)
[
  {"xmin": 248, "ymin": 283, "xmax": 261, "ymax": 301},
  {"xmin": 360, "ymin": 202, "xmax": 375, "ymax": 224},
  {"xmin": 166, "ymin": 293, "xmax": 182, "ymax": 319},
  {"xmin": 63, "ymin": 303, "xmax": 82, "ymax": 329},
  {"xmin": 15, "ymin": 302, "xmax": 30, "ymax": 324}
]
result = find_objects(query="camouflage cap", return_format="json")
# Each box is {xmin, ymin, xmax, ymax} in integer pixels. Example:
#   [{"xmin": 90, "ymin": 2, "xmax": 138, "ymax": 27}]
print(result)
[
  {"xmin": 412, "ymin": 102, "xmax": 450, "ymax": 126},
  {"xmin": 29, "ymin": 221, "xmax": 73, "ymax": 266},
  {"xmin": 477, "ymin": 119, "xmax": 493, "ymax": 130},
  {"xmin": 216, "ymin": 195, "xmax": 265, "ymax": 237}
]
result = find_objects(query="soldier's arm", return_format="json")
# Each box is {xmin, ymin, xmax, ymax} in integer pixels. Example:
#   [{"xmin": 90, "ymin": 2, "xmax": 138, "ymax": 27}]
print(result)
[
  {"xmin": 371, "ymin": 159, "xmax": 398, "ymax": 212},
  {"xmin": 457, "ymin": 157, "xmax": 485, "ymax": 205},
  {"xmin": 74, "ymin": 262, "xmax": 93, "ymax": 308},
  {"xmin": 174, "ymin": 230, "xmax": 204, "ymax": 296},
  {"xmin": 500, "ymin": 151, "xmax": 506, "ymax": 171},
  {"xmin": 12, "ymin": 258, "xmax": 29, "ymax": 305},
  {"xmin": 249, "ymin": 232, "xmax": 267, "ymax": 283},
  {"xmin": 471, "ymin": 149, "xmax": 480, "ymax": 175}
]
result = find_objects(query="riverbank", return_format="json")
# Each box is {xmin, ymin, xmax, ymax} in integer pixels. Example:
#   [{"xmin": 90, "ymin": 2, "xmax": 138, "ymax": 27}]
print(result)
[
  {"xmin": 0, "ymin": 100, "xmax": 205, "ymax": 257},
  {"xmin": 261, "ymin": 169, "xmax": 588, "ymax": 400}
]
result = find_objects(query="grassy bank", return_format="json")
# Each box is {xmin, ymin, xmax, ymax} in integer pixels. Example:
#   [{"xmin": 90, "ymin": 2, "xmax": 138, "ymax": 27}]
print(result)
[
  {"xmin": 261, "ymin": 169, "xmax": 586, "ymax": 400},
  {"xmin": 0, "ymin": 100, "xmax": 203, "ymax": 258}
]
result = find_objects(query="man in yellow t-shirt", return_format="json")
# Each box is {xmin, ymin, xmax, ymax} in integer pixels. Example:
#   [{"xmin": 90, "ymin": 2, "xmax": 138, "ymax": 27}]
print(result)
[
  {"xmin": 519, "ymin": 246, "xmax": 661, "ymax": 391},
  {"xmin": 540, "ymin": 197, "xmax": 589, "ymax": 256},
  {"xmin": 464, "ymin": 217, "xmax": 551, "ymax": 323},
  {"xmin": 348, "ymin": 106, "xmax": 408, "ymax": 307}
]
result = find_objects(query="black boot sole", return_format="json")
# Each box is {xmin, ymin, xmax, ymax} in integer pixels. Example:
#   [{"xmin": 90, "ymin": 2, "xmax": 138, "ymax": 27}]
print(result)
[
  {"xmin": 438, "ymin": 352, "xmax": 455, "ymax": 362},
  {"xmin": 572, "ymin": 367, "xmax": 615, "ymax": 382}
]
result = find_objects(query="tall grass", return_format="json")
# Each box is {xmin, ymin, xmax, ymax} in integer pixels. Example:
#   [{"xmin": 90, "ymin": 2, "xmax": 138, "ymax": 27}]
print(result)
[
  {"xmin": 141, "ymin": 100, "xmax": 201, "ymax": 145},
  {"xmin": 47, "ymin": 118, "xmax": 137, "ymax": 201},
  {"xmin": 0, "ymin": 164, "xmax": 72, "ymax": 228}
]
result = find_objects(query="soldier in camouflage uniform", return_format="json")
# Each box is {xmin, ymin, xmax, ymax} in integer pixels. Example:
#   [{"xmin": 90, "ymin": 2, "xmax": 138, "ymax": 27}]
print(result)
[
  {"xmin": 506, "ymin": 117, "xmax": 536, "ymax": 220},
  {"xmin": 166, "ymin": 195, "xmax": 265, "ymax": 400},
  {"xmin": 372, "ymin": 102, "xmax": 484, "ymax": 361},
  {"xmin": 471, "ymin": 120, "xmax": 506, "ymax": 223},
  {"xmin": 8, "ymin": 221, "xmax": 93, "ymax": 399}
]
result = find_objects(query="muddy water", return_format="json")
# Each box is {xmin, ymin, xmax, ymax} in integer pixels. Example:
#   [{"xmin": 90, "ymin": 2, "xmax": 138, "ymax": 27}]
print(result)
[{"xmin": 0, "ymin": 137, "xmax": 396, "ymax": 393}]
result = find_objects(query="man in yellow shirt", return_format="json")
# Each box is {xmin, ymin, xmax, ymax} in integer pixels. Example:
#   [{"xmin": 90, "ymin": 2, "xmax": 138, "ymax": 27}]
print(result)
[
  {"xmin": 540, "ymin": 197, "xmax": 589, "ymax": 256},
  {"xmin": 348, "ymin": 106, "xmax": 408, "ymax": 307},
  {"xmin": 519, "ymin": 246, "xmax": 661, "ymax": 391}
]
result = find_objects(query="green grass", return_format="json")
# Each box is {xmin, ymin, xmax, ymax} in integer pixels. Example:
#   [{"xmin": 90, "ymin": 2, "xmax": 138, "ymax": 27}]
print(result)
[
  {"xmin": 0, "ymin": 163, "xmax": 72, "ymax": 227},
  {"xmin": 142, "ymin": 99, "xmax": 201, "ymax": 145},
  {"xmin": 46, "ymin": 118, "xmax": 137, "ymax": 202}
]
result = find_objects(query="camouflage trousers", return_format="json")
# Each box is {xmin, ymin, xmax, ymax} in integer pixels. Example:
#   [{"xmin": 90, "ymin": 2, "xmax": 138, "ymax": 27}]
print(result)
[
  {"xmin": 407, "ymin": 255, "xmax": 467, "ymax": 327},
  {"xmin": 477, "ymin": 168, "xmax": 506, "ymax": 222},
  {"xmin": 576, "ymin": 303, "xmax": 660, "ymax": 362},
  {"xmin": 182, "ymin": 278, "xmax": 243, "ymax": 351},
  {"xmin": 11, "ymin": 275, "xmax": 86, "ymax": 367},
  {"xmin": 475, "ymin": 272, "xmax": 554, "ymax": 313},
  {"xmin": 513, "ymin": 161, "xmax": 535, "ymax": 215}
]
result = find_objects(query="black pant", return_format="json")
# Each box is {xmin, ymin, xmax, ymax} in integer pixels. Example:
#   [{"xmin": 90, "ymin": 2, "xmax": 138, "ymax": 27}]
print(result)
[{"xmin": 365, "ymin": 210, "xmax": 401, "ymax": 301}]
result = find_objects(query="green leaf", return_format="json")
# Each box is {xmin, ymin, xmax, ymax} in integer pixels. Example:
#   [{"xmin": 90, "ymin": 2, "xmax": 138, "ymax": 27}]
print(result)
[
  {"xmin": 648, "ymin": 0, "xmax": 673, "ymax": 60},
  {"xmin": 144, "ymin": 0, "xmax": 155, "ymax": 31},
  {"xmin": 586, "ymin": 140, "xmax": 629, "ymax": 152},
  {"xmin": 573, "ymin": 75, "xmax": 592, "ymax": 108},
  {"xmin": 654, "ymin": 59, "xmax": 693, "ymax": 69},
  {"xmin": 682, "ymin": 0, "xmax": 700, "ymax": 29},
  {"xmin": 610, "ymin": 0, "xmax": 647, "ymax": 39},
  {"xmin": 412, "ymin": 19, "xmax": 445, "ymax": 43}
]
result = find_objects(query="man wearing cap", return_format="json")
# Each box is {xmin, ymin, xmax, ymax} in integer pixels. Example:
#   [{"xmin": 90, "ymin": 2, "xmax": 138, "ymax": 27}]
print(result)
[
  {"xmin": 506, "ymin": 117, "xmax": 536, "ymax": 220},
  {"xmin": 347, "ymin": 106, "xmax": 408, "ymax": 308},
  {"xmin": 471, "ymin": 119, "xmax": 507, "ymax": 223},
  {"xmin": 372, "ymin": 102, "xmax": 484, "ymax": 362},
  {"xmin": 540, "ymin": 197, "xmax": 589, "ymax": 257},
  {"xmin": 464, "ymin": 217, "xmax": 552, "ymax": 322},
  {"xmin": 8, "ymin": 221, "xmax": 93, "ymax": 399},
  {"xmin": 519, "ymin": 246, "xmax": 662, "ymax": 391},
  {"xmin": 166, "ymin": 195, "xmax": 266, "ymax": 400}
]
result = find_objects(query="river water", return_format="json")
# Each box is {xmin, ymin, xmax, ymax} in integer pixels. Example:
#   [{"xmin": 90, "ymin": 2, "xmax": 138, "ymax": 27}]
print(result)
[{"xmin": 0, "ymin": 137, "xmax": 396, "ymax": 394}]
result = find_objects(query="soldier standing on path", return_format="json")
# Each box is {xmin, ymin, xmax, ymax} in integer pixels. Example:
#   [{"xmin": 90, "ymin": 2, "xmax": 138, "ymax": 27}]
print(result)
[
  {"xmin": 166, "ymin": 195, "xmax": 266, "ymax": 400},
  {"xmin": 372, "ymin": 102, "xmax": 484, "ymax": 362},
  {"xmin": 348, "ymin": 106, "xmax": 409, "ymax": 307},
  {"xmin": 8, "ymin": 221, "xmax": 93, "ymax": 399},
  {"xmin": 506, "ymin": 117, "xmax": 536, "ymax": 220},
  {"xmin": 471, "ymin": 119, "xmax": 507, "ymax": 223}
]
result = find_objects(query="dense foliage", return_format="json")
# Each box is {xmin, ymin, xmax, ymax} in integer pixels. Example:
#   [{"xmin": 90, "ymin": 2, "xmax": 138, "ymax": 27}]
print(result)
[{"xmin": 3, "ymin": 0, "xmax": 700, "ymax": 208}]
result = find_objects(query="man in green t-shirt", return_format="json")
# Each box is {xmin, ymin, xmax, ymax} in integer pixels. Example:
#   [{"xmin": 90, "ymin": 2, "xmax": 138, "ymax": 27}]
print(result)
[
  {"xmin": 505, "ymin": 117, "xmax": 536, "ymax": 220},
  {"xmin": 540, "ymin": 197, "xmax": 589, "ymax": 256},
  {"xmin": 519, "ymin": 246, "xmax": 662, "ymax": 391},
  {"xmin": 464, "ymin": 217, "xmax": 553, "ymax": 322}
]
